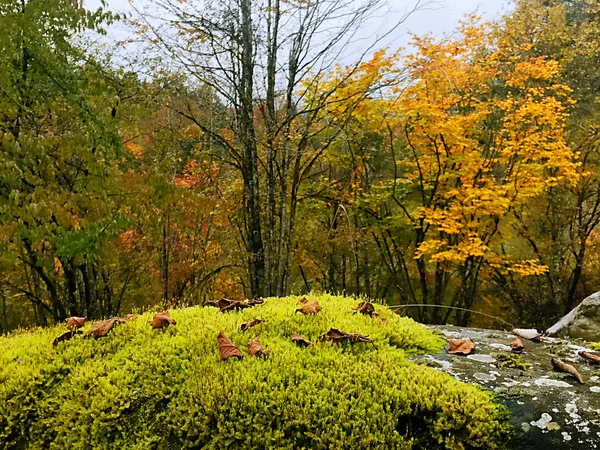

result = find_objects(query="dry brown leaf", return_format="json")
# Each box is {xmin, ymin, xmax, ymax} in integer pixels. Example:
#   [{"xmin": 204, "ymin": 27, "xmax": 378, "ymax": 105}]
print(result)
[
  {"xmin": 511, "ymin": 336, "xmax": 524, "ymax": 354},
  {"xmin": 551, "ymin": 357, "xmax": 584, "ymax": 384},
  {"xmin": 579, "ymin": 351, "xmax": 600, "ymax": 364},
  {"xmin": 217, "ymin": 332, "xmax": 243, "ymax": 360},
  {"xmin": 299, "ymin": 297, "xmax": 309, "ymax": 304},
  {"xmin": 511, "ymin": 328, "xmax": 542, "ymax": 342},
  {"xmin": 248, "ymin": 335, "xmax": 270, "ymax": 358},
  {"xmin": 354, "ymin": 302, "xmax": 377, "ymax": 317},
  {"xmin": 319, "ymin": 328, "xmax": 377, "ymax": 349},
  {"xmin": 248, "ymin": 297, "xmax": 264, "ymax": 306},
  {"xmin": 65, "ymin": 316, "xmax": 86, "ymax": 330},
  {"xmin": 220, "ymin": 300, "xmax": 254, "ymax": 312},
  {"xmin": 240, "ymin": 318, "xmax": 266, "ymax": 332},
  {"xmin": 446, "ymin": 338, "xmax": 476, "ymax": 355},
  {"xmin": 295, "ymin": 300, "xmax": 322, "ymax": 315},
  {"xmin": 149, "ymin": 311, "xmax": 176, "ymax": 329},
  {"xmin": 291, "ymin": 332, "xmax": 313, "ymax": 347},
  {"xmin": 205, "ymin": 298, "xmax": 234, "ymax": 309},
  {"xmin": 85, "ymin": 318, "xmax": 123, "ymax": 339},
  {"xmin": 53, "ymin": 330, "xmax": 82, "ymax": 346}
]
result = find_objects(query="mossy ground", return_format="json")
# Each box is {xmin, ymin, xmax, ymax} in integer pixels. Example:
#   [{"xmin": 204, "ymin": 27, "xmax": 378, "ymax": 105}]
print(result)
[{"xmin": 0, "ymin": 294, "xmax": 511, "ymax": 449}]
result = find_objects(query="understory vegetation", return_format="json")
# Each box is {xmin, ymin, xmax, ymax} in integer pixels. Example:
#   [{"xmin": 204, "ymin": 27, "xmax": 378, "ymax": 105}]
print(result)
[{"xmin": 0, "ymin": 295, "xmax": 511, "ymax": 449}]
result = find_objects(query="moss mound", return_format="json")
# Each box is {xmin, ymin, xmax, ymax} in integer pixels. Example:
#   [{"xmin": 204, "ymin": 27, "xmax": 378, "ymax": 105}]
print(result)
[{"xmin": 0, "ymin": 294, "xmax": 510, "ymax": 449}]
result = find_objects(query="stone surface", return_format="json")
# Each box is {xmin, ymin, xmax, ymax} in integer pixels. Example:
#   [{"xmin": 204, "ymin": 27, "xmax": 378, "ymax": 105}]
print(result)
[
  {"xmin": 547, "ymin": 291, "xmax": 600, "ymax": 341},
  {"xmin": 414, "ymin": 325, "xmax": 600, "ymax": 450}
]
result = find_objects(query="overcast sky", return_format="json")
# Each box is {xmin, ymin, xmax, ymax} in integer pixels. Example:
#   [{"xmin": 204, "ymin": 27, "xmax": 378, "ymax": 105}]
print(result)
[{"xmin": 89, "ymin": 0, "xmax": 512, "ymax": 42}]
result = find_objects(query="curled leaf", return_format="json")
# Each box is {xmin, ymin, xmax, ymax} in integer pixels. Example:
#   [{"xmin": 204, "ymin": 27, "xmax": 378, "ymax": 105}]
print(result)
[
  {"xmin": 65, "ymin": 316, "xmax": 86, "ymax": 330},
  {"xmin": 205, "ymin": 298, "xmax": 233, "ymax": 309},
  {"xmin": 53, "ymin": 330, "xmax": 82, "ymax": 346},
  {"xmin": 578, "ymin": 351, "xmax": 600, "ymax": 364},
  {"xmin": 291, "ymin": 332, "xmax": 313, "ymax": 347},
  {"xmin": 85, "ymin": 318, "xmax": 125, "ymax": 339},
  {"xmin": 551, "ymin": 357, "xmax": 584, "ymax": 384},
  {"xmin": 511, "ymin": 336, "xmax": 524, "ymax": 354},
  {"xmin": 447, "ymin": 338, "xmax": 476, "ymax": 355},
  {"xmin": 248, "ymin": 335, "xmax": 270, "ymax": 358},
  {"xmin": 354, "ymin": 302, "xmax": 377, "ymax": 317},
  {"xmin": 240, "ymin": 318, "xmax": 266, "ymax": 332},
  {"xmin": 299, "ymin": 297, "xmax": 309, "ymax": 304},
  {"xmin": 149, "ymin": 311, "xmax": 176, "ymax": 329},
  {"xmin": 512, "ymin": 328, "xmax": 542, "ymax": 342},
  {"xmin": 217, "ymin": 332, "xmax": 243, "ymax": 360},
  {"xmin": 319, "ymin": 328, "xmax": 377, "ymax": 349},
  {"xmin": 295, "ymin": 300, "xmax": 322, "ymax": 315},
  {"xmin": 220, "ymin": 300, "xmax": 254, "ymax": 312},
  {"xmin": 248, "ymin": 297, "xmax": 264, "ymax": 306}
]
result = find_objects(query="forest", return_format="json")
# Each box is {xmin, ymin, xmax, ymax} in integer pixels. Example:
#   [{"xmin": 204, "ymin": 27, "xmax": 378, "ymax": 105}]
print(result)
[{"xmin": 2, "ymin": 0, "xmax": 600, "ymax": 333}]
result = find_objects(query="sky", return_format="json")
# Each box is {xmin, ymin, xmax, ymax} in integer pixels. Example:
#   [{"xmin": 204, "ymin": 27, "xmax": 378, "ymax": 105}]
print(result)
[{"xmin": 88, "ymin": 0, "xmax": 513, "ymax": 43}]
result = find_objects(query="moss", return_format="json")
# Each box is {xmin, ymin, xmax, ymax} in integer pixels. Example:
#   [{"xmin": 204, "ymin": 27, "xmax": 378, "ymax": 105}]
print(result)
[
  {"xmin": 0, "ymin": 294, "xmax": 511, "ymax": 449},
  {"xmin": 588, "ymin": 342, "xmax": 600, "ymax": 351},
  {"xmin": 493, "ymin": 352, "xmax": 532, "ymax": 371}
]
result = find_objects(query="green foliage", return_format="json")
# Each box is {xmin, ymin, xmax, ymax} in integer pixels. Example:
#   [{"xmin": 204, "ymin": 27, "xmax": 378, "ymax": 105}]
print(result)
[
  {"xmin": 492, "ymin": 353, "xmax": 532, "ymax": 371},
  {"xmin": 0, "ymin": 295, "xmax": 510, "ymax": 449}
]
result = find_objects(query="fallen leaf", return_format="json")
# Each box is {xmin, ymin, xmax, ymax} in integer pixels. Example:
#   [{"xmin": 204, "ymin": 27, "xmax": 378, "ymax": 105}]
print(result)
[
  {"xmin": 447, "ymin": 338, "xmax": 476, "ymax": 355},
  {"xmin": 299, "ymin": 297, "xmax": 309, "ymax": 304},
  {"xmin": 551, "ymin": 357, "xmax": 584, "ymax": 384},
  {"xmin": 291, "ymin": 332, "xmax": 313, "ymax": 347},
  {"xmin": 248, "ymin": 297, "xmax": 264, "ymax": 306},
  {"xmin": 205, "ymin": 298, "xmax": 234, "ymax": 309},
  {"xmin": 319, "ymin": 328, "xmax": 377, "ymax": 349},
  {"xmin": 85, "ymin": 318, "xmax": 125, "ymax": 339},
  {"xmin": 65, "ymin": 316, "xmax": 86, "ymax": 330},
  {"xmin": 240, "ymin": 318, "xmax": 266, "ymax": 332},
  {"xmin": 149, "ymin": 311, "xmax": 176, "ymax": 329},
  {"xmin": 220, "ymin": 300, "xmax": 254, "ymax": 312},
  {"xmin": 53, "ymin": 330, "xmax": 82, "ymax": 346},
  {"xmin": 217, "ymin": 332, "xmax": 243, "ymax": 360},
  {"xmin": 248, "ymin": 335, "xmax": 270, "ymax": 358},
  {"xmin": 511, "ymin": 336, "xmax": 524, "ymax": 354},
  {"xmin": 354, "ymin": 302, "xmax": 376, "ymax": 317},
  {"xmin": 511, "ymin": 328, "xmax": 542, "ymax": 342},
  {"xmin": 295, "ymin": 300, "xmax": 322, "ymax": 315},
  {"xmin": 578, "ymin": 351, "xmax": 600, "ymax": 364}
]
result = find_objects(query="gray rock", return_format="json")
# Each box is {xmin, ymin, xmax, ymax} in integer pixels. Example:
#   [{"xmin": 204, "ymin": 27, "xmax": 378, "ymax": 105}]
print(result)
[
  {"xmin": 547, "ymin": 291, "xmax": 600, "ymax": 341},
  {"xmin": 414, "ymin": 325, "xmax": 600, "ymax": 450}
]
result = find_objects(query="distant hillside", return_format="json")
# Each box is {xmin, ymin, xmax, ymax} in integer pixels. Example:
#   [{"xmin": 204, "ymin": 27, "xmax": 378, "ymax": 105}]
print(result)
[{"xmin": 0, "ymin": 295, "xmax": 510, "ymax": 449}]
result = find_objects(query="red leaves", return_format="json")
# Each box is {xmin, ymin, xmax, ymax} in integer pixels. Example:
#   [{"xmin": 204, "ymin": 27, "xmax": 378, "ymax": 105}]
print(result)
[
  {"xmin": 295, "ymin": 300, "xmax": 322, "ymax": 315},
  {"xmin": 65, "ymin": 316, "xmax": 86, "ymax": 330},
  {"xmin": 291, "ymin": 332, "xmax": 313, "ymax": 347},
  {"xmin": 240, "ymin": 318, "xmax": 266, "ymax": 332},
  {"xmin": 248, "ymin": 335, "xmax": 270, "ymax": 358},
  {"xmin": 511, "ymin": 336, "xmax": 524, "ymax": 354},
  {"xmin": 85, "ymin": 317, "xmax": 127, "ymax": 339},
  {"xmin": 512, "ymin": 328, "xmax": 542, "ymax": 342},
  {"xmin": 217, "ymin": 332, "xmax": 243, "ymax": 360},
  {"xmin": 149, "ymin": 311, "xmax": 176, "ymax": 329},
  {"xmin": 319, "ymin": 328, "xmax": 376, "ymax": 349},
  {"xmin": 53, "ymin": 330, "xmax": 82, "ymax": 346},
  {"xmin": 551, "ymin": 357, "xmax": 584, "ymax": 384},
  {"xmin": 446, "ymin": 338, "xmax": 476, "ymax": 355},
  {"xmin": 578, "ymin": 351, "xmax": 600, "ymax": 364}
]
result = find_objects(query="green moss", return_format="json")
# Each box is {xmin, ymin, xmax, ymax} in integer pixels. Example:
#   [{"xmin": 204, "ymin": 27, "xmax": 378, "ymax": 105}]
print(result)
[
  {"xmin": 588, "ymin": 342, "xmax": 600, "ymax": 351},
  {"xmin": 492, "ymin": 353, "xmax": 532, "ymax": 371},
  {"xmin": 0, "ymin": 294, "xmax": 511, "ymax": 449}
]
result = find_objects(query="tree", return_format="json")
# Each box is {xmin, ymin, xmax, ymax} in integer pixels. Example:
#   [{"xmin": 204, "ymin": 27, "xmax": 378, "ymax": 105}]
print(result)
[{"xmin": 132, "ymin": 0, "xmax": 427, "ymax": 297}]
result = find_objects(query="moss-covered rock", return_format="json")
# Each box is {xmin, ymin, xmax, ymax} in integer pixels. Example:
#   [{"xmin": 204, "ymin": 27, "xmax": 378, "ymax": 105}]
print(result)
[{"xmin": 0, "ymin": 295, "xmax": 511, "ymax": 449}]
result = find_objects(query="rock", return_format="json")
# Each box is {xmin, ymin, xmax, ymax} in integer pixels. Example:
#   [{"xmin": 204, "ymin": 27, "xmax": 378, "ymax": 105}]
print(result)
[
  {"xmin": 547, "ymin": 291, "xmax": 600, "ymax": 341},
  {"xmin": 414, "ymin": 325, "xmax": 600, "ymax": 450}
]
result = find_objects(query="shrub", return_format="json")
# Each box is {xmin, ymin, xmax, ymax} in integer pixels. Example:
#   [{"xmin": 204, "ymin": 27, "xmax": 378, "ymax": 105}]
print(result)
[{"xmin": 0, "ymin": 294, "xmax": 511, "ymax": 449}]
